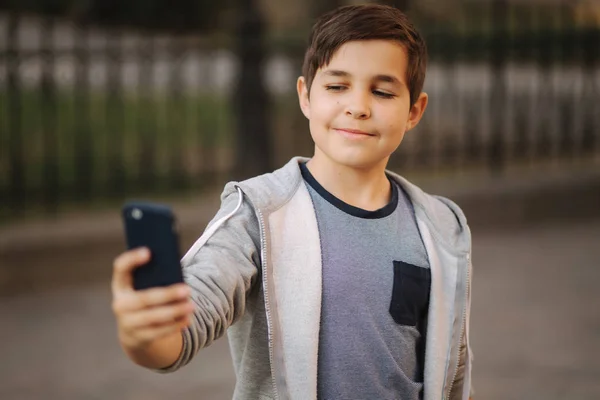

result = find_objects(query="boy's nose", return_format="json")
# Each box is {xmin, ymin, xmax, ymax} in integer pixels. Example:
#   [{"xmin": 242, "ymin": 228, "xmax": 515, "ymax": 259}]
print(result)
[{"xmin": 345, "ymin": 93, "xmax": 371, "ymax": 119}]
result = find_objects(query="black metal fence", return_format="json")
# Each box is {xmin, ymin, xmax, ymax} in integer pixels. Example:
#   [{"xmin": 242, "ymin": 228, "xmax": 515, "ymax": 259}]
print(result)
[
  {"xmin": 1, "ymin": 1, "xmax": 599, "ymax": 220},
  {"xmin": 1, "ymin": 15, "xmax": 239, "ymax": 219}
]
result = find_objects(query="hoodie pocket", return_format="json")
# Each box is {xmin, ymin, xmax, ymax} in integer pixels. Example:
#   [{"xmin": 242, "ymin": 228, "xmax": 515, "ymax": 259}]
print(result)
[{"xmin": 389, "ymin": 261, "xmax": 431, "ymax": 326}]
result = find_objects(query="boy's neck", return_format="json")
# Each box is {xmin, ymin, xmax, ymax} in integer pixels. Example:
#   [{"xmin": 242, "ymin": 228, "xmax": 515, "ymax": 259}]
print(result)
[{"xmin": 305, "ymin": 152, "xmax": 392, "ymax": 212}]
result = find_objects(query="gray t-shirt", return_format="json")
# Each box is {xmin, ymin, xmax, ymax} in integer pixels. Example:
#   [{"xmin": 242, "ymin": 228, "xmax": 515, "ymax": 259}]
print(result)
[{"xmin": 300, "ymin": 163, "xmax": 431, "ymax": 400}]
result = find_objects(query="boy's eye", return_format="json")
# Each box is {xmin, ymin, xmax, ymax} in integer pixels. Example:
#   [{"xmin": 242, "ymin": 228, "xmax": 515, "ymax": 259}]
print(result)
[
  {"xmin": 373, "ymin": 90, "xmax": 396, "ymax": 99},
  {"xmin": 325, "ymin": 85, "xmax": 346, "ymax": 92},
  {"xmin": 325, "ymin": 85, "xmax": 395, "ymax": 99}
]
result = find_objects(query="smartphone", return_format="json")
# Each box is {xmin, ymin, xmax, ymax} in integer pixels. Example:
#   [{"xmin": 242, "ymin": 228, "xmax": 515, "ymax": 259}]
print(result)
[{"xmin": 122, "ymin": 202, "xmax": 184, "ymax": 290}]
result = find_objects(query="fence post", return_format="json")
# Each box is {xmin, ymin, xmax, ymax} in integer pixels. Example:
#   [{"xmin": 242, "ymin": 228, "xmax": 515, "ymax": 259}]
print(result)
[
  {"xmin": 232, "ymin": 0, "xmax": 272, "ymax": 180},
  {"xmin": 6, "ymin": 11, "xmax": 24, "ymax": 216},
  {"xmin": 74, "ymin": 22, "xmax": 93, "ymax": 203},
  {"xmin": 390, "ymin": 0, "xmax": 410, "ymax": 12},
  {"xmin": 40, "ymin": 17, "xmax": 59, "ymax": 214},
  {"xmin": 440, "ymin": 17, "xmax": 460, "ymax": 170},
  {"xmin": 511, "ymin": 4, "xmax": 532, "ymax": 161},
  {"xmin": 106, "ymin": 29, "xmax": 126, "ymax": 197},
  {"xmin": 558, "ymin": 3, "xmax": 575, "ymax": 159},
  {"xmin": 137, "ymin": 35, "xmax": 157, "ymax": 193},
  {"xmin": 489, "ymin": 0, "xmax": 508, "ymax": 174},
  {"xmin": 167, "ymin": 35, "xmax": 187, "ymax": 190},
  {"xmin": 464, "ymin": 8, "xmax": 485, "ymax": 166},
  {"xmin": 534, "ymin": 6, "xmax": 553, "ymax": 160},
  {"xmin": 581, "ymin": 25, "xmax": 599, "ymax": 154},
  {"xmin": 310, "ymin": 0, "xmax": 341, "ymax": 17}
]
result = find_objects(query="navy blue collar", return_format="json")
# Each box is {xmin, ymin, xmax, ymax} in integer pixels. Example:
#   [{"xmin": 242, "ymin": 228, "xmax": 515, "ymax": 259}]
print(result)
[{"xmin": 300, "ymin": 162, "xmax": 398, "ymax": 219}]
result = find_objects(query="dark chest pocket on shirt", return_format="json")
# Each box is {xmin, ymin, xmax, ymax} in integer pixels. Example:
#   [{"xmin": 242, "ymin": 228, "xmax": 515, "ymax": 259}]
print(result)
[{"xmin": 389, "ymin": 261, "xmax": 431, "ymax": 326}]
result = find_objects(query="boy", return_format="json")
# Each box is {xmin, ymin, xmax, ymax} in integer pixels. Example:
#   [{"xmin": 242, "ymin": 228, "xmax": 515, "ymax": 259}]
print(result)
[{"xmin": 111, "ymin": 4, "xmax": 473, "ymax": 400}]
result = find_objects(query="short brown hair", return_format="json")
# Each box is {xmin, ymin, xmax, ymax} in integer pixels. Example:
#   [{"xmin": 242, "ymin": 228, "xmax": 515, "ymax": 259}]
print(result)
[{"xmin": 302, "ymin": 4, "xmax": 427, "ymax": 107}]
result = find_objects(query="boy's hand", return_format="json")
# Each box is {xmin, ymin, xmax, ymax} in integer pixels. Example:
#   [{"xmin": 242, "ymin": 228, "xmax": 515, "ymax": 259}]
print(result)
[{"xmin": 111, "ymin": 248, "xmax": 194, "ymax": 351}]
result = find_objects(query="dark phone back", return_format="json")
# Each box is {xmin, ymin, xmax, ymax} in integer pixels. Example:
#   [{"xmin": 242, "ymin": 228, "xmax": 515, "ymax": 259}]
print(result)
[{"xmin": 122, "ymin": 202, "xmax": 183, "ymax": 290}]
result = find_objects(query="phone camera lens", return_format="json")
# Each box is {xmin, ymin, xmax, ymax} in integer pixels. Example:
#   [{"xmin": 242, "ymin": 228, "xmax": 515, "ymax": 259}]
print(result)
[{"xmin": 131, "ymin": 208, "xmax": 143, "ymax": 220}]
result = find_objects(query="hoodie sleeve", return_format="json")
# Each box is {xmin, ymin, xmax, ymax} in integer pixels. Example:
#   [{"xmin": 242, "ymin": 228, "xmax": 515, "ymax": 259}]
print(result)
[{"xmin": 158, "ymin": 188, "xmax": 261, "ymax": 373}]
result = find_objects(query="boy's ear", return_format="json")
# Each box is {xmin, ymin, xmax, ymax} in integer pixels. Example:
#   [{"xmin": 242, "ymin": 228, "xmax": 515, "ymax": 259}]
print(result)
[
  {"xmin": 406, "ymin": 92, "xmax": 428, "ymax": 131},
  {"xmin": 297, "ymin": 76, "xmax": 311, "ymax": 119}
]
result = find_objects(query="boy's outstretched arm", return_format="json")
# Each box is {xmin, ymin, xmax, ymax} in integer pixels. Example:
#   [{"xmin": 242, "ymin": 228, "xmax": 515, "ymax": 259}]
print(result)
[
  {"xmin": 111, "ymin": 248, "xmax": 194, "ymax": 369},
  {"xmin": 160, "ymin": 189, "xmax": 261, "ymax": 372},
  {"xmin": 111, "ymin": 189, "xmax": 260, "ymax": 373}
]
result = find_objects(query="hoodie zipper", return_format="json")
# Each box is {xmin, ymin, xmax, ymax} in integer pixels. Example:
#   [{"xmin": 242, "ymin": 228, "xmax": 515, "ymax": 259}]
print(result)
[
  {"xmin": 444, "ymin": 253, "xmax": 471, "ymax": 400},
  {"xmin": 227, "ymin": 186, "xmax": 280, "ymax": 399},
  {"xmin": 255, "ymin": 206, "xmax": 281, "ymax": 400}
]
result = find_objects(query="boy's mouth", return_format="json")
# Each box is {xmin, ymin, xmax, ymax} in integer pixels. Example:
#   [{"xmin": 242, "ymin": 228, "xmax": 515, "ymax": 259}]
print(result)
[{"xmin": 333, "ymin": 128, "xmax": 375, "ymax": 138}]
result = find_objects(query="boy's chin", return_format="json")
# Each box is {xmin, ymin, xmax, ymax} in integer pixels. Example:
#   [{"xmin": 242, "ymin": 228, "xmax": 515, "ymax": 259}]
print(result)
[{"xmin": 325, "ymin": 152, "xmax": 389, "ymax": 171}]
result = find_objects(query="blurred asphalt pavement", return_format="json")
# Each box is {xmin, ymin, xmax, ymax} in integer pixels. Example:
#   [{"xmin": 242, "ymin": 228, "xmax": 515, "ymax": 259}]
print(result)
[
  {"xmin": 1, "ymin": 160, "xmax": 599, "ymax": 399},
  {"xmin": 1, "ymin": 218, "xmax": 599, "ymax": 399}
]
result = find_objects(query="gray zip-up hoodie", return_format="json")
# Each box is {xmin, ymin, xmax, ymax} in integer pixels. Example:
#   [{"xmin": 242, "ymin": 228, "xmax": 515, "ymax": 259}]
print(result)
[{"xmin": 160, "ymin": 157, "xmax": 473, "ymax": 400}]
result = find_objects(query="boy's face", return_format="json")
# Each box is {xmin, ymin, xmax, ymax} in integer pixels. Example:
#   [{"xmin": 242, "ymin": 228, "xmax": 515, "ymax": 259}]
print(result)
[{"xmin": 297, "ymin": 40, "xmax": 427, "ymax": 170}]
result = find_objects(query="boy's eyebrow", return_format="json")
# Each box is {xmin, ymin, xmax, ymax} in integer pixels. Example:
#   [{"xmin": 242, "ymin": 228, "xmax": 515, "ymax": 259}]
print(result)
[
  {"xmin": 322, "ymin": 69, "xmax": 351, "ymax": 78},
  {"xmin": 322, "ymin": 70, "xmax": 403, "ymax": 86},
  {"xmin": 374, "ymin": 74, "xmax": 402, "ymax": 85}
]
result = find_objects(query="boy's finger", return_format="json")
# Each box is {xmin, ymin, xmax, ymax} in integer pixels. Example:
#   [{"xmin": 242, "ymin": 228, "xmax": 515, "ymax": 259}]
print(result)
[
  {"xmin": 112, "ymin": 248, "xmax": 150, "ymax": 292},
  {"xmin": 114, "ymin": 284, "xmax": 190, "ymax": 313},
  {"xmin": 125, "ymin": 300, "xmax": 194, "ymax": 329},
  {"xmin": 133, "ymin": 321, "xmax": 189, "ymax": 344},
  {"xmin": 136, "ymin": 284, "xmax": 191, "ymax": 309}
]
